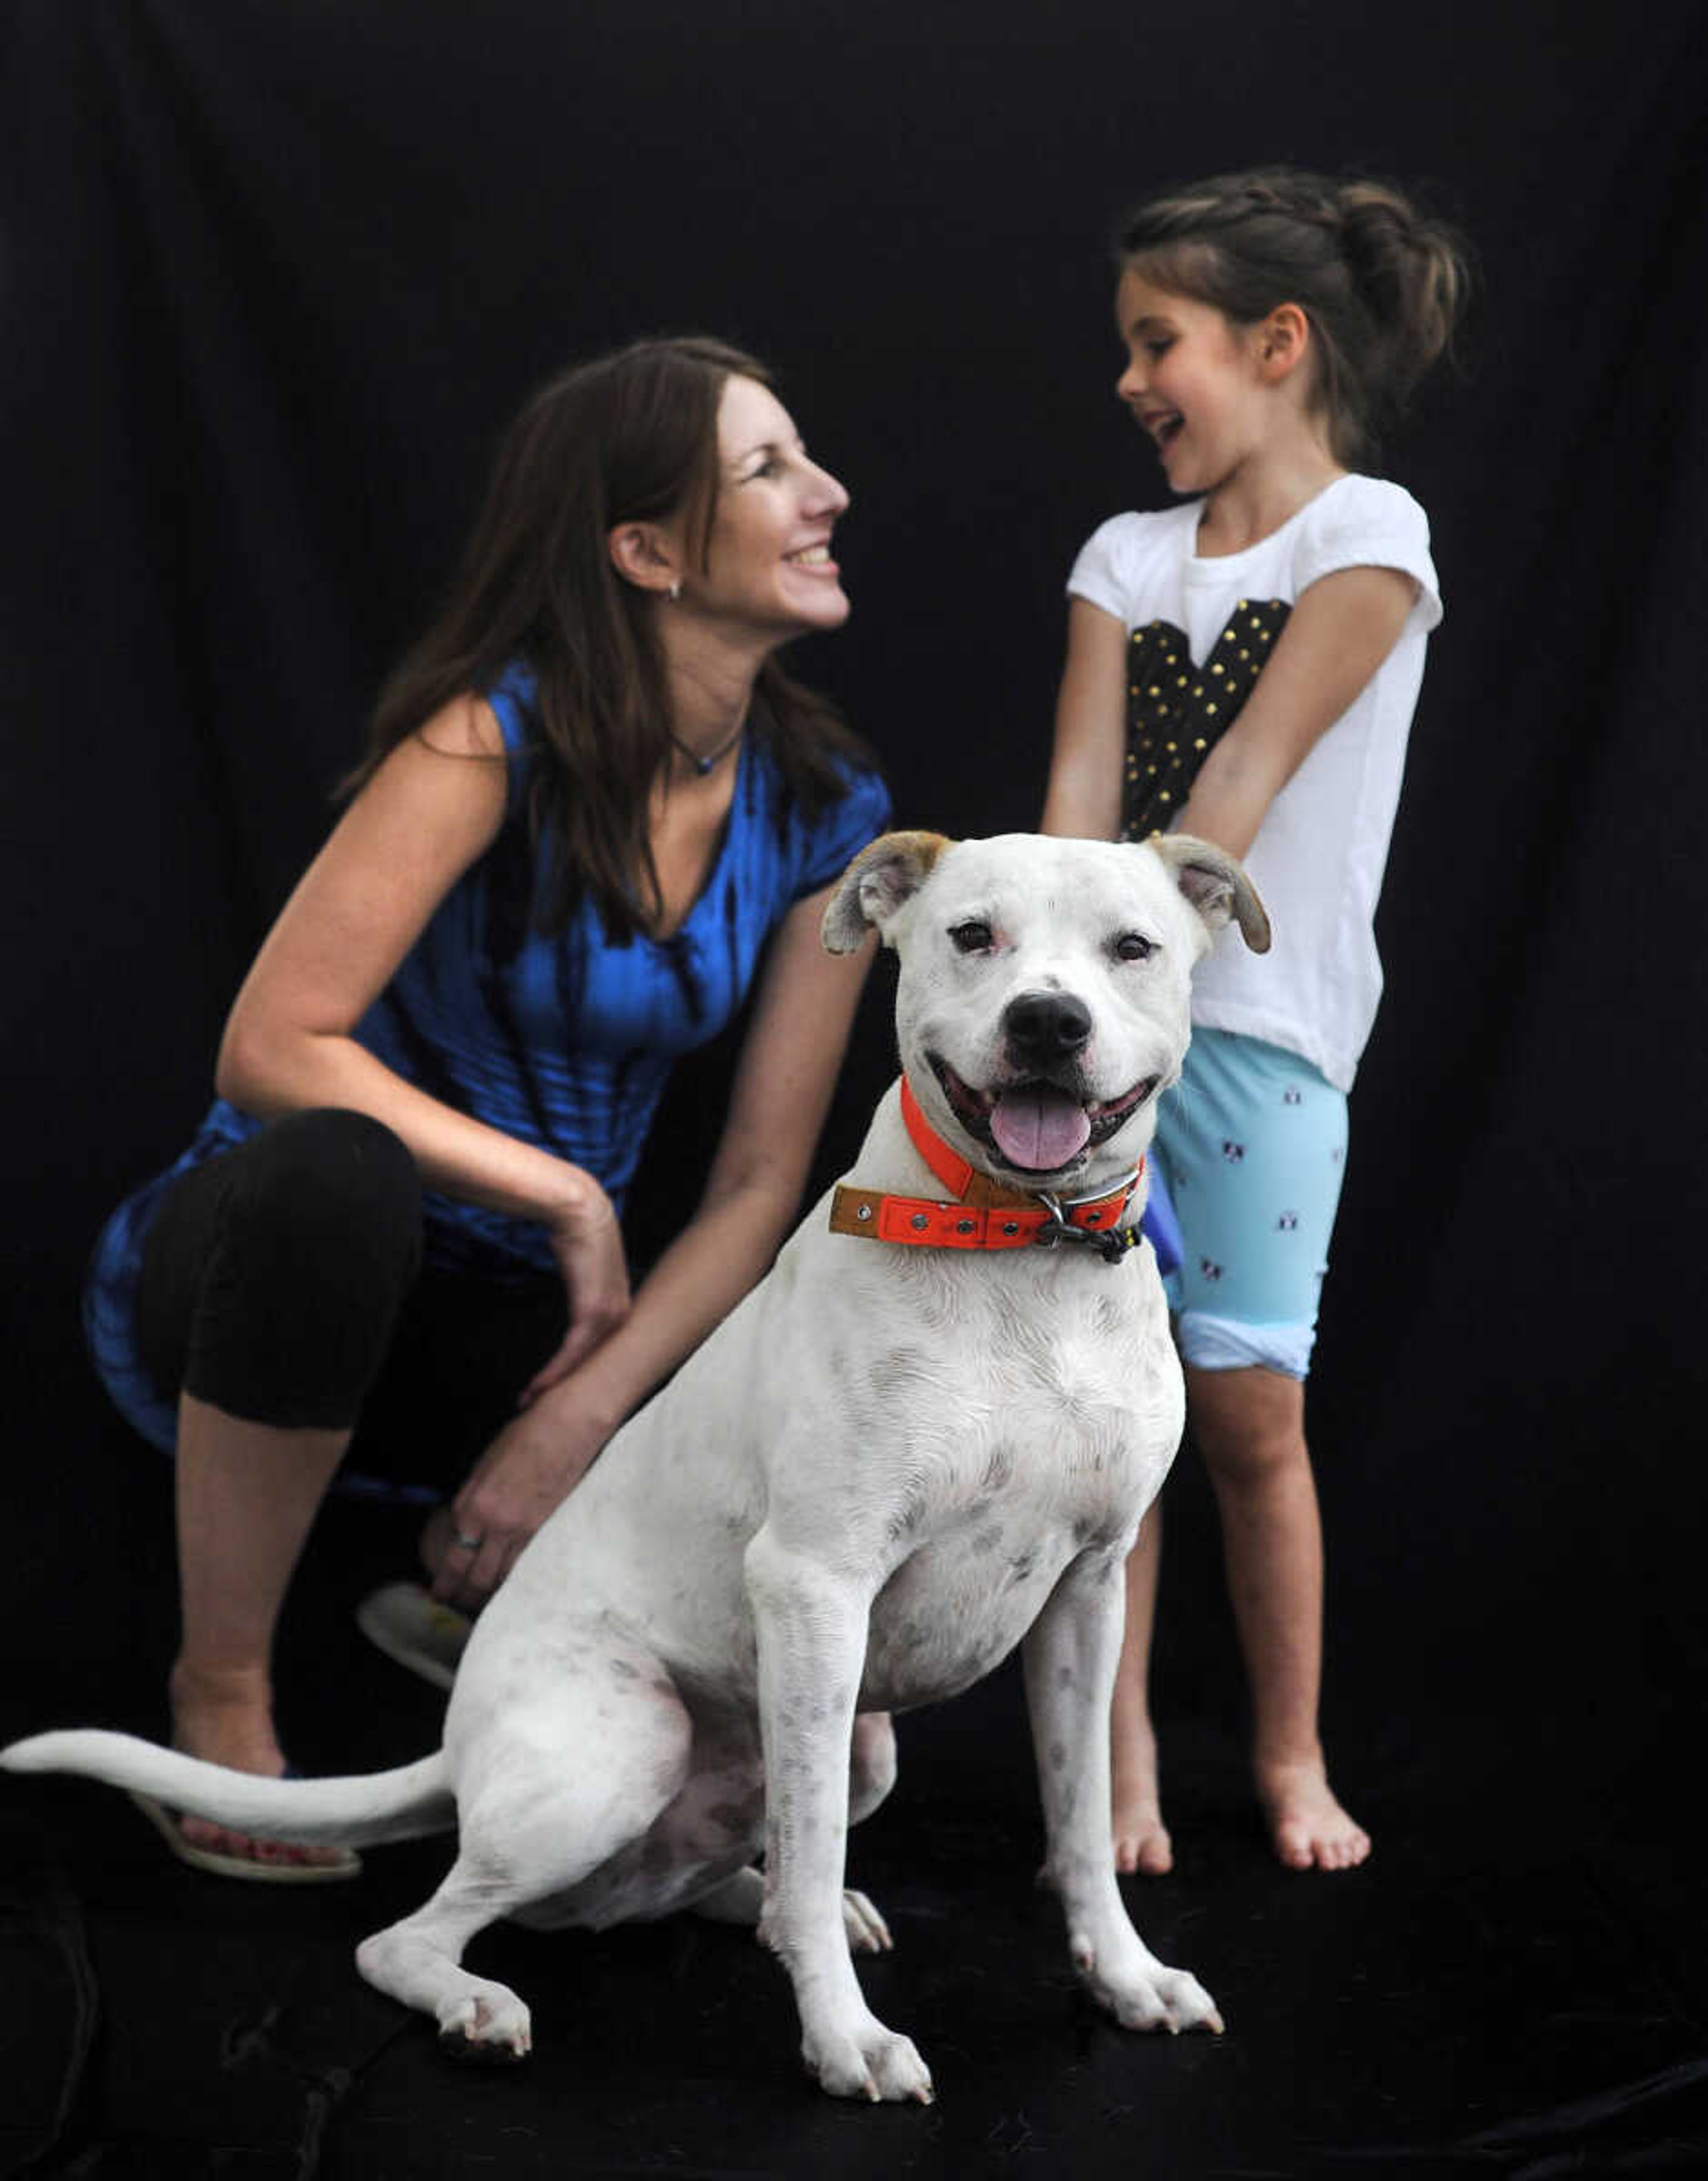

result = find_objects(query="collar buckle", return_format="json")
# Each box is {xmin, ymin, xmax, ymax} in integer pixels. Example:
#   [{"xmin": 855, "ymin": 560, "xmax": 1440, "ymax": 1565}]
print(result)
[{"xmin": 1034, "ymin": 1196, "xmax": 1140, "ymax": 1264}]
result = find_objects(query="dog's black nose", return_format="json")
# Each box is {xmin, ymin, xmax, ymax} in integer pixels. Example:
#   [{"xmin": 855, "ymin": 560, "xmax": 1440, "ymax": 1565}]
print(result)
[{"xmin": 1003, "ymin": 990, "xmax": 1092, "ymax": 1059}]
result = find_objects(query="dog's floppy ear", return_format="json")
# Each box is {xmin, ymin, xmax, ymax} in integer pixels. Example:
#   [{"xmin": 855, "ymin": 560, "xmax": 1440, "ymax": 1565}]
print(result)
[
  {"xmin": 822, "ymin": 830, "xmax": 955, "ymax": 953},
  {"xmin": 1148, "ymin": 833, "xmax": 1271, "ymax": 953}
]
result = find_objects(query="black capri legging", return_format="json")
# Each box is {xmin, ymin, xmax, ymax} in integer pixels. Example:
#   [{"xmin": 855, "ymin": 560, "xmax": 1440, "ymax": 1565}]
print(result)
[{"xmin": 135, "ymin": 1109, "xmax": 570, "ymax": 1492}]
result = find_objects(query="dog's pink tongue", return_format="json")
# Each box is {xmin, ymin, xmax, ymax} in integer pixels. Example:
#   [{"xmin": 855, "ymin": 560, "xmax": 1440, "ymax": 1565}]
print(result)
[{"xmin": 990, "ymin": 1087, "xmax": 1091, "ymax": 1171}]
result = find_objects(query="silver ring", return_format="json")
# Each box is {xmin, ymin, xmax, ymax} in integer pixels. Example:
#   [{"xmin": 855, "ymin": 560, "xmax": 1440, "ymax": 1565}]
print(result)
[{"xmin": 452, "ymin": 1530, "xmax": 483, "ymax": 1552}]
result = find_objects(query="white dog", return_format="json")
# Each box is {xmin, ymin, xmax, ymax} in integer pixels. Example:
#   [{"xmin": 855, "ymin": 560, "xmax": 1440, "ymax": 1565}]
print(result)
[{"xmin": 4, "ymin": 828, "xmax": 1267, "ymax": 2105}]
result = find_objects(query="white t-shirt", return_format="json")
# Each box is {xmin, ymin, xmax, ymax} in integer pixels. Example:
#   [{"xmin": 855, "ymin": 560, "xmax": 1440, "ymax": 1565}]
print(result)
[{"xmin": 1068, "ymin": 474, "xmax": 1441, "ymax": 1092}]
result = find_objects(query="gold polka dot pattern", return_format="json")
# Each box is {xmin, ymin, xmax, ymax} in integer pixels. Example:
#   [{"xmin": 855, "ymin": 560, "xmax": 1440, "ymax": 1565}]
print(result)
[{"xmin": 1119, "ymin": 599, "xmax": 1291, "ymax": 842}]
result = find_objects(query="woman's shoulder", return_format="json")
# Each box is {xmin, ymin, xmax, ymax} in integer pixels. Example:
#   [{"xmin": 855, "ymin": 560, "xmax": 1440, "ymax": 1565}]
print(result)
[
  {"xmin": 749, "ymin": 729, "xmax": 889, "ymax": 825},
  {"xmin": 743, "ymin": 730, "xmax": 891, "ymax": 897},
  {"xmin": 827, "ymin": 753, "xmax": 892, "ymax": 835},
  {"xmin": 475, "ymin": 662, "xmax": 538, "ymax": 758},
  {"xmin": 415, "ymin": 688, "xmax": 509, "ymax": 760},
  {"xmin": 413, "ymin": 665, "xmax": 532, "ymax": 824}
]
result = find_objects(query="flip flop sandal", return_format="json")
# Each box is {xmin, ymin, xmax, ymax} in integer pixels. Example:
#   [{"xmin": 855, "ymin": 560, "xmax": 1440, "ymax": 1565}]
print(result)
[
  {"xmin": 354, "ymin": 1580, "xmax": 471, "ymax": 1692},
  {"xmin": 129, "ymin": 1763, "xmax": 362, "ymax": 1884}
]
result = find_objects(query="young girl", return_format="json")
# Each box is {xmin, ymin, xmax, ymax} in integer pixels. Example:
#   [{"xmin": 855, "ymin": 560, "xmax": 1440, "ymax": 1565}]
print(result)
[{"xmin": 1041, "ymin": 168, "xmax": 1467, "ymax": 1874}]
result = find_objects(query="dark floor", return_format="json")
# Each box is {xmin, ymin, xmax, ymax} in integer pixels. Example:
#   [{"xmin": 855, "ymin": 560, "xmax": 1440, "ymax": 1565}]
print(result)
[{"xmin": 3, "ymin": 1353, "xmax": 1705, "ymax": 2180}]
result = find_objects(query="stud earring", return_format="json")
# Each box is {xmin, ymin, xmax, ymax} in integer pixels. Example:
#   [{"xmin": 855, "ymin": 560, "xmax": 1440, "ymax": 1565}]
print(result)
[{"xmin": 667, "ymin": 579, "xmax": 682, "ymax": 602}]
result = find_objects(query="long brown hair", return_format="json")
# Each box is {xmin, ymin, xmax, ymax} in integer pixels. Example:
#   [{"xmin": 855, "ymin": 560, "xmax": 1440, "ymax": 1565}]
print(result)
[
  {"xmin": 348, "ymin": 335, "xmax": 873, "ymax": 940},
  {"xmin": 1116, "ymin": 168, "xmax": 1471, "ymax": 464}
]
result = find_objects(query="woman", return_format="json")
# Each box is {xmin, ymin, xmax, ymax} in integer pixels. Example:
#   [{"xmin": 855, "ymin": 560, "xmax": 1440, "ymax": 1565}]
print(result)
[{"xmin": 84, "ymin": 336, "xmax": 890, "ymax": 1879}]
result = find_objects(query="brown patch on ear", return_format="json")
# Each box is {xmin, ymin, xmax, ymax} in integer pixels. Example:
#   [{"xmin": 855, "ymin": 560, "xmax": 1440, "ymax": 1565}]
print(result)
[
  {"xmin": 1147, "ymin": 832, "xmax": 1271, "ymax": 953},
  {"xmin": 821, "ymin": 830, "xmax": 956, "ymax": 953}
]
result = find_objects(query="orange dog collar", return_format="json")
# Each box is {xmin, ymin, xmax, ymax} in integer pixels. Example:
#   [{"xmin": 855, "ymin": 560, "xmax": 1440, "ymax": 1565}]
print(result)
[{"xmin": 828, "ymin": 1079, "xmax": 1144, "ymax": 1263}]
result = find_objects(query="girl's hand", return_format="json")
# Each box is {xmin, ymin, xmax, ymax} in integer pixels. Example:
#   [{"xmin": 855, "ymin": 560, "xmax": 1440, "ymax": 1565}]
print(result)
[
  {"xmin": 433, "ymin": 1381, "xmax": 616, "ymax": 1605},
  {"xmin": 519, "ymin": 1181, "xmax": 632, "ymax": 1407}
]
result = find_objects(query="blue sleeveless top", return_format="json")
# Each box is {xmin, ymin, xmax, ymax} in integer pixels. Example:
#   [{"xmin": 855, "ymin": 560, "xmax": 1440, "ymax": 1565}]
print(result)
[{"xmin": 85, "ymin": 665, "xmax": 891, "ymax": 1452}]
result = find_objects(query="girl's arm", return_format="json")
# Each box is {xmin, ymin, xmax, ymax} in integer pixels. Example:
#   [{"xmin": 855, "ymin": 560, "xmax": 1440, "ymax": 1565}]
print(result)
[
  {"xmin": 1172, "ymin": 566, "xmax": 1418, "ymax": 858},
  {"xmin": 443, "ymin": 881, "xmax": 877, "ymax": 1590},
  {"xmin": 1041, "ymin": 599, "xmax": 1130, "ymax": 839},
  {"xmin": 215, "ymin": 695, "xmax": 630, "ymax": 1351}
]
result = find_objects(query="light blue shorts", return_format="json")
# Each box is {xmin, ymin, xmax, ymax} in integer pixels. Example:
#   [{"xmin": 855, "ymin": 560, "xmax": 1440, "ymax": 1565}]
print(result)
[{"xmin": 1153, "ymin": 1026, "xmax": 1348, "ymax": 1380}]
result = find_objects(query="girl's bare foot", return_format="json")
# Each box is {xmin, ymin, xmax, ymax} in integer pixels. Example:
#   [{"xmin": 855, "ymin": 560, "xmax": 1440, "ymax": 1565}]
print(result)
[
  {"xmin": 168, "ymin": 1662, "xmax": 349, "ymax": 1873},
  {"xmin": 1255, "ymin": 1752, "xmax": 1370, "ymax": 1871},
  {"xmin": 1111, "ymin": 1715, "xmax": 1173, "ymax": 1875}
]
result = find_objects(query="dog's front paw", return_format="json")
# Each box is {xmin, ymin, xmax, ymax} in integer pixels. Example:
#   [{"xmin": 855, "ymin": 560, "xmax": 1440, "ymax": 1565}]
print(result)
[
  {"xmin": 1104, "ymin": 1963, "xmax": 1223, "ymax": 2036},
  {"xmin": 802, "ymin": 2013, "xmax": 934, "ymax": 2104},
  {"xmin": 1070, "ymin": 1929, "xmax": 1223, "ymax": 2036}
]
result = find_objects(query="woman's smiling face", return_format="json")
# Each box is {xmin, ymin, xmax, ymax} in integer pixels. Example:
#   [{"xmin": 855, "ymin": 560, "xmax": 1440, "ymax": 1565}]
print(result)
[{"xmin": 689, "ymin": 374, "xmax": 851, "ymax": 637}]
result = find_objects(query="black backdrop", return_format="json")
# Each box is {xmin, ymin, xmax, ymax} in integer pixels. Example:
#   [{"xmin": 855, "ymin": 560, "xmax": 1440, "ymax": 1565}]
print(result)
[{"xmin": 4, "ymin": 0, "xmax": 1706, "ymax": 1892}]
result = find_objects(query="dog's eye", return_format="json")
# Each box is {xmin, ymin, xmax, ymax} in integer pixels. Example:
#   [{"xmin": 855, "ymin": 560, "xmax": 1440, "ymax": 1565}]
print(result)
[
  {"xmin": 1114, "ymin": 933, "xmax": 1155, "ymax": 962},
  {"xmin": 949, "ymin": 922, "xmax": 994, "ymax": 954}
]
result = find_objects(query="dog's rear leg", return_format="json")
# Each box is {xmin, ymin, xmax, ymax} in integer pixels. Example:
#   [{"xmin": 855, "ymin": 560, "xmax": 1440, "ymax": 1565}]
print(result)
[
  {"xmin": 691, "ymin": 1709, "xmax": 898, "ymax": 1953},
  {"xmin": 357, "ymin": 1680, "xmax": 693, "ymax": 2060},
  {"xmin": 357, "ymin": 1867, "xmax": 539, "ymax": 2062},
  {"xmin": 847, "ymin": 1710, "xmax": 897, "ymax": 1826},
  {"xmin": 693, "ymin": 1870, "xmax": 892, "ymax": 1955}
]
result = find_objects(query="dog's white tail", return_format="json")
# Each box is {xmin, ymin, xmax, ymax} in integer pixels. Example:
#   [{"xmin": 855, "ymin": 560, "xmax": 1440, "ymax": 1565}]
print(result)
[{"xmin": 0, "ymin": 1730, "xmax": 454, "ymax": 1847}]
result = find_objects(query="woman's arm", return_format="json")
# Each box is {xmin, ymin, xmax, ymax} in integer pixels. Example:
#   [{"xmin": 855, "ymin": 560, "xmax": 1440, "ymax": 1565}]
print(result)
[
  {"xmin": 1041, "ymin": 599, "xmax": 1130, "ymax": 839},
  {"xmin": 221, "ymin": 699, "xmax": 600, "ymax": 1228},
  {"xmin": 443, "ymin": 882, "xmax": 877, "ymax": 1590},
  {"xmin": 556, "ymin": 881, "xmax": 875, "ymax": 1405},
  {"xmin": 216, "ymin": 696, "xmax": 630, "ymax": 1342},
  {"xmin": 1171, "ymin": 565, "xmax": 1418, "ymax": 859}
]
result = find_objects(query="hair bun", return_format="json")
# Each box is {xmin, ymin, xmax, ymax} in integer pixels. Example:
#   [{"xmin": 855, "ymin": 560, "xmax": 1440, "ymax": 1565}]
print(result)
[{"xmin": 1337, "ymin": 182, "xmax": 1468, "ymax": 396}]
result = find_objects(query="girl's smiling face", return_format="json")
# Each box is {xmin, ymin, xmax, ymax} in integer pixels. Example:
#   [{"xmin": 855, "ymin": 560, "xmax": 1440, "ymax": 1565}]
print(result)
[{"xmin": 1113, "ymin": 267, "xmax": 1269, "ymax": 497}]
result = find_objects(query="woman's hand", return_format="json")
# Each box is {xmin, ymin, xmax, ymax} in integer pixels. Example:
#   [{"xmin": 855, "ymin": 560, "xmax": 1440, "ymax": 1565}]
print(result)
[
  {"xmin": 519, "ymin": 1181, "xmax": 633, "ymax": 1406},
  {"xmin": 433, "ymin": 1376, "xmax": 619, "ymax": 1605},
  {"xmin": 430, "ymin": 1183, "xmax": 630, "ymax": 1607}
]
